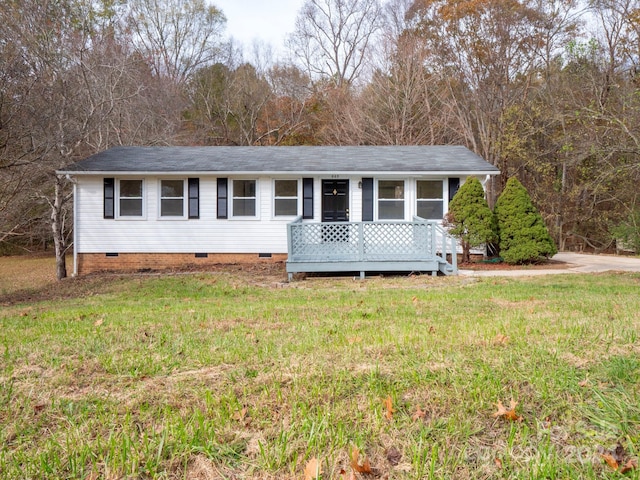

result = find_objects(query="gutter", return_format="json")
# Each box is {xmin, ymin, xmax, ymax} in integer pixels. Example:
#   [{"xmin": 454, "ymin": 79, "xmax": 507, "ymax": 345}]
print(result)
[{"xmin": 56, "ymin": 170, "xmax": 501, "ymax": 177}]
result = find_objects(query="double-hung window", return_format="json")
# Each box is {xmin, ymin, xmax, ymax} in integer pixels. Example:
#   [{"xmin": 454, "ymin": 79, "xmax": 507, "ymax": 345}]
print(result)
[
  {"xmin": 118, "ymin": 179, "xmax": 143, "ymax": 217},
  {"xmin": 416, "ymin": 180, "xmax": 444, "ymax": 219},
  {"xmin": 232, "ymin": 180, "xmax": 257, "ymax": 217},
  {"xmin": 274, "ymin": 180, "xmax": 298, "ymax": 216},
  {"xmin": 378, "ymin": 180, "xmax": 405, "ymax": 220},
  {"xmin": 160, "ymin": 179, "xmax": 185, "ymax": 217}
]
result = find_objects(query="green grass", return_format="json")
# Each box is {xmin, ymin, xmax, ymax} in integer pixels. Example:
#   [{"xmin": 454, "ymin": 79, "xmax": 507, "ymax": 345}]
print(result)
[{"xmin": 0, "ymin": 269, "xmax": 639, "ymax": 479}]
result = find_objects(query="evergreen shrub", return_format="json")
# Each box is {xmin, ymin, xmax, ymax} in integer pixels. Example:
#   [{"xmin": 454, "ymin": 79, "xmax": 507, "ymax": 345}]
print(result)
[
  {"xmin": 445, "ymin": 177, "xmax": 496, "ymax": 263},
  {"xmin": 494, "ymin": 177, "xmax": 557, "ymax": 264}
]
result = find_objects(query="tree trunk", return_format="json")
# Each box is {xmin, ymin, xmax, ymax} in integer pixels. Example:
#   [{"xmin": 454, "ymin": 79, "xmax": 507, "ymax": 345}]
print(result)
[
  {"xmin": 462, "ymin": 240, "xmax": 471, "ymax": 263},
  {"xmin": 51, "ymin": 175, "xmax": 68, "ymax": 280}
]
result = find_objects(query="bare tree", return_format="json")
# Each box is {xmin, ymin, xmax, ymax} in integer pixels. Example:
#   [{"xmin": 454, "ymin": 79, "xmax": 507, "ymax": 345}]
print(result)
[
  {"xmin": 356, "ymin": 0, "xmax": 458, "ymax": 145},
  {"xmin": 0, "ymin": 0, "xmax": 184, "ymax": 277},
  {"xmin": 127, "ymin": 0, "xmax": 226, "ymax": 84},
  {"xmin": 287, "ymin": 0, "xmax": 383, "ymax": 87},
  {"xmin": 261, "ymin": 64, "xmax": 315, "ymax": 145},
  {"xmin": 187, "ymin": 62, "xmax": 273, "ymax": 145}
]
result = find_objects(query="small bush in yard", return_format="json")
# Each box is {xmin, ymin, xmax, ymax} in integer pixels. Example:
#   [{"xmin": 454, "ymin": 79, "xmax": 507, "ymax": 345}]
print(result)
[
  {"xmin": 445, "ymin": 177, "xmax": 496, "ymax": 263},
  {"xmin": 494, "ymin": 177, "xmax": 557, "ymax": 264}
]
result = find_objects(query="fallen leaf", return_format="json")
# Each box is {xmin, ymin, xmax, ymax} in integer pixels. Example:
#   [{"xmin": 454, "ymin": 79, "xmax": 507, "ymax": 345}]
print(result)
[
  {"xmin": 233, "ymin": 407, "xmax": 251, "ymax": 426},
  {"xmin": 578, "ymin": 379, "xmax": 589, "ymax": 387},
  {"xmin": 493, "ymin": 399, "xmax": 522, "ymax": 422},
  {"xmin": 347, "ymin": 336, "xmax": 361, "ymax": 344},
  {"xmin": 602, "ymin": 453, "xmax": 619, "ymax": 470},
  {"xmin": 304, "ymin": 457, "xmax": 322, "ymax": 480},
  {"xmin": 620, "ymin": 459, "xmax": 638, "ymax": 474},
  {"xmin": 494, "ymin": 457, "xmax": 502, "ymax": 468},
  {"xmin": 339, "ymin": 468, "xmax": 356, "ymax": 480},
  {"xmin": 383, "ymin": 396, "xmax": 394, "ymax": 420},
  {"xmin": 386, "ymin": 446, "xmax": 402, "ymax": 466},
  {"xmin": 493, "ymin": 334, "xmax": 509, "ymax": 345},
  {"xmin": 601, "ymin": 444, "xmax": 636, "ymax": 473},
  {"xmin": 350, "ymin": 447, "xmax": 373, "ymax": 474},
  {"xmin": 412, "ymin": 405, "xmax": 426, "ymax": 421},
  {"xmin": 94, "ymin": 318, "xmax": 104, "ymax": 327}
]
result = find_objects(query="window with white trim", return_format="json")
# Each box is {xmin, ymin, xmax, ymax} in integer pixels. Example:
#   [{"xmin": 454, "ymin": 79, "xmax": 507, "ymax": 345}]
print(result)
[
  {"xmin": 378, "ymin": 180, "xmax": 405, "ymax": 220},
  {"xmin": 417, "ymin": 180, "xmax": 444, "ymax": 219},
  {"xmin": 274, "ymin": 179, "xmax": 298, "ymax": 216},
  {"xmin": 118, "ymin": 179, "xmax": 143, "ymax": 217},
  {"xmin": 232, "ymin": 179, "xmax": 257, "ymax": 217},
  {"xmin": 160, "ymin": 179, "xmax": 185, "ymax": 217}
]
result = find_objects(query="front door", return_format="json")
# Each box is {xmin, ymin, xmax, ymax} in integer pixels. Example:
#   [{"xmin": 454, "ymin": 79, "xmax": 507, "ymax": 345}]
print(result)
[{"xmin": 322, "ymin": 180, "xmax": 349, "ymax": 222}]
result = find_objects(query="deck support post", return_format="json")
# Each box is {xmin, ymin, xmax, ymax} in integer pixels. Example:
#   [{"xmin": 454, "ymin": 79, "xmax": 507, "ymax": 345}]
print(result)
[{"xmin": 360, "ymin": 271, "xmax": 365, "ymax": 280}]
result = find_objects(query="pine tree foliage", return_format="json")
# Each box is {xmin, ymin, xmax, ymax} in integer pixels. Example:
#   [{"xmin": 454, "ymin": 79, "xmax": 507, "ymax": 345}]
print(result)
[
  {"xmin": 445, "ymin": 177, "xmax": 496, "ymax": 263},
  {"xmin": 494, "ymin": 177, "xmax": 557, "ymax": 264}
]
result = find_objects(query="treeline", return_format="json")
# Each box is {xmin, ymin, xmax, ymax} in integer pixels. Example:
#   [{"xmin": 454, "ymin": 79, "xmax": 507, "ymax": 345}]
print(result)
[{"xmin": 2, "ymin": 0, "xmax": 640, "ymax": 260}]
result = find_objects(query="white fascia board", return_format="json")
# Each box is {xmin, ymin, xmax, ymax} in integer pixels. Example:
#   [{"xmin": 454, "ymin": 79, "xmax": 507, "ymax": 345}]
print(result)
[{"xmin": 59, "ymin": 170, "xmax": 501, "ymax": 177}]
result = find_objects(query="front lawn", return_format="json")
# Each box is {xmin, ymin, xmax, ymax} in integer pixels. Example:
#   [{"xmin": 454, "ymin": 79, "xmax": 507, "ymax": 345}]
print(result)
[{"xmin": 0, "ymin": 263, "xmax": 638, "ymax": 478}]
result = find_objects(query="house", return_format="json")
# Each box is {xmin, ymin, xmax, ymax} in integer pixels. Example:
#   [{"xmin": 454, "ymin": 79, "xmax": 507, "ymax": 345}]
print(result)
[{"xmin": 58, "ymin": 145, "xmax": 500, "ymax": 278}]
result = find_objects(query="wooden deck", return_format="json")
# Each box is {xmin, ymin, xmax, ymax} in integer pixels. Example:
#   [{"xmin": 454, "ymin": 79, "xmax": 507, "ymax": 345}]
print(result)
[{"xmin": 286, "ymin": 217, "xmax": 457, "ymax": 279}]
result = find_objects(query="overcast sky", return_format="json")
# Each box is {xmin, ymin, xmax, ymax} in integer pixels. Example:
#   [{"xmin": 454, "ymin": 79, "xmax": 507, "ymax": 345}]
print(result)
[{"xmin": 213, "ymin": 0, "xmax": 305, "ymax": 54}]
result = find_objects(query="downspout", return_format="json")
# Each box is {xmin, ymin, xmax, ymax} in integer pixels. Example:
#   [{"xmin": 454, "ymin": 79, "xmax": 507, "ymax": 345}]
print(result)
[
  {"xmin": 480, "ymin": 174, "xmax": 496, "ymax": 209},
  {"xmin": 66, "ymin": 174, "xmax": 78, "ymax": 276},
  {"xmin": 73, "ymin": 180, "xmax": 78, "ymax": 276}
]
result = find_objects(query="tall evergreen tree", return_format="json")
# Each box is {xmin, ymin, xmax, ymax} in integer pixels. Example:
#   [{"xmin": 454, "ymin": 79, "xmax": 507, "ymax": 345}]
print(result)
[
  {"xmin": 445, "ymin": 177, "xmax": 496, "ymax": 263},
  {"xmin": 494, "ymin": 177, "xmax": 557, "ymax": 264}
]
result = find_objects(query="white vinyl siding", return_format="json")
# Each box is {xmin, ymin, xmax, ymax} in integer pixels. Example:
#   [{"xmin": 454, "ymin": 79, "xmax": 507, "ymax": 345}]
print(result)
[
  {"xmin": 78, "ymin": 177, "xmax": 290, "ymax": 254},
  {"xmin": 75, "ymin": 175, "xmax": 462, "ymax": 256}
]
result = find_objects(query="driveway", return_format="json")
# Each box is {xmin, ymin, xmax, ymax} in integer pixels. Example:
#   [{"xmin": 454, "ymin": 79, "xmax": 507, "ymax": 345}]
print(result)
[{"xmin": 459, "ymin": 252, "xmax": 640, "ymax": 277}]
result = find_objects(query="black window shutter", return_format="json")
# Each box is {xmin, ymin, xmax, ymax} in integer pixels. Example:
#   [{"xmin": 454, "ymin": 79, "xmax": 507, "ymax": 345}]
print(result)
[
  {"xmin": 448, "ymin": 177, "xmax": 460, "ymax": 202},
  {"xmin": 217, "ymin": 178, "xmax": 228, "ymax": 219},
  {"xmin": 302, "ymin": 178, "xmax": 314, "ymax": 219},
  {"xmin": 362, "ymin": 177, "xmax": 374, "ymax": 221},
  {"xmin": 104, "ymin": 178, "xmax": 115, "ymax": 219},
  {"xmin": 188, "ymin": 178, "xmax": 199, "ymax": 219}
]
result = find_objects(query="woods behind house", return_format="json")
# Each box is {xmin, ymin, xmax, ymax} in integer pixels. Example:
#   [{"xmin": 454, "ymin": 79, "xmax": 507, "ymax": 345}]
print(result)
[{"xmin": 2, "ymin": 0, "xmax": 640, "ymax": 260}]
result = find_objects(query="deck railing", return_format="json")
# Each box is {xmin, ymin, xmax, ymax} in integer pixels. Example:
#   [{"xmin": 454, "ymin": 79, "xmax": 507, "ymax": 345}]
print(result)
[{"xmin": 286, "ymin": 216, "xmax": 457, "ymax": 278}]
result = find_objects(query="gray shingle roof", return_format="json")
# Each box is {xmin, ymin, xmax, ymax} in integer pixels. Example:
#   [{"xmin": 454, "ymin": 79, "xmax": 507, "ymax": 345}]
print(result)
[{"xmin": 59, "ymin": 145, "xmax": 500, "ymax": 175}]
